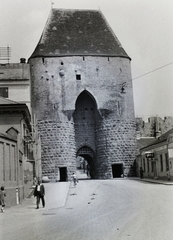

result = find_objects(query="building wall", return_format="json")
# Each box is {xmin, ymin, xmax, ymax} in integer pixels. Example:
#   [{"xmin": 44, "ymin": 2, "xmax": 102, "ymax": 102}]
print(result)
[
  {"xmin": 140, "ymin": 144, "xmax": 170, "ymax": 181},
  {"xmin": 95, "ymin": 119, "xmax": 136, "ymax": 178},
  {"xmin": 30, "ymin": 56, "xmax": 136, "ymax": 180},
  {"xmin": 38, "ymin": 120, "xmax": 76, "ymax": 181},
  {"xmin": 0, "ymin": 136, "xmax": 18, "ymax": 206},
  {"xmin": 30, "ymin": 56, "xmax": 134, "ymax": 118},
  {"xmin": 0, "ymin": 62, "xmax": 31, "ymax": 110},
  {"xmin": 0, "ymin": 111, "xmax": 34, "ymax": 206},
  {"xmin": 0, "ymin": 113, "xmax": 21, "ymax": 134}
]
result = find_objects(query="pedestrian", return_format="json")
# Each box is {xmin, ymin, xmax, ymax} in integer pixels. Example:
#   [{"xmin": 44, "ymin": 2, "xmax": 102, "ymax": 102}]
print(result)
[
  {"xmin": 0, "ymin": 186, "xmax": 6, "ymax": 213},
  {"xmin": 140, "ymin": 167, "xmax": 144, "ymax": 179},
  {"xmin": 71, "ymin": 172, "xmax": 78, "ymax": 187},
  {"xmin": 34, "ymin": 179, "xmax": 45, "ymax": 209},
  {"xmin": 33, "ymin": 177, "xmax": 37, "ymax": 186}
]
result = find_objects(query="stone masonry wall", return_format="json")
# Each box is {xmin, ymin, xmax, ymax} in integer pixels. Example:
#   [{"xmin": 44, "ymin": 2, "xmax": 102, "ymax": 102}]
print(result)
[
  {"xmin": 95, "ymin": 119, "xmax": 137, "ymax": 179},
  {"xmin": 75, "ymin": 123, "xmax": 96, "ymax": 152},
  {"xmin": 30, "ymin": 56, "xmax": 134, "ymax": 120},
  {"xmin": 30, "ymin": 55, "xmax": 136, "ymax": 180},
  {"xmin": 38, "ymin": 120, "xmax": 76, "ymax": 181},
  {"xmin": 136, "ymin": 116, "xmax": 173, "ymax": 138}
]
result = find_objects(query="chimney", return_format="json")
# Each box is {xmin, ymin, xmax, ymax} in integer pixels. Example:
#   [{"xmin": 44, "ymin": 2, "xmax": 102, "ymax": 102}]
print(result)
[
  {"xmin": 155, "ymin": 117, "xmax": 161, "ymax": 138},
  {"xmin": 20, "ymin": 58, "xmax": 26, "ymax": 63}
]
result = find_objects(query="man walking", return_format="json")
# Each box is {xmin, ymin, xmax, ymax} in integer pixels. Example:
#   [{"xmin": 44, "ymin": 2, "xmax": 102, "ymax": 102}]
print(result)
[{"xmin": 34, "ymin": 179, "xmax": 45, "ymax": 209}]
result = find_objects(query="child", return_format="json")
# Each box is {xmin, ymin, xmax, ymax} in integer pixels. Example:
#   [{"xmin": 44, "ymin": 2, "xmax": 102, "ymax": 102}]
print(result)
[
  {"xmin": 71, "ymin": 173, "xmax": 78, "ymax": 187},
  {"xmin": 0, "ymin": 186, "xmax": 6, "ymax": 212}
]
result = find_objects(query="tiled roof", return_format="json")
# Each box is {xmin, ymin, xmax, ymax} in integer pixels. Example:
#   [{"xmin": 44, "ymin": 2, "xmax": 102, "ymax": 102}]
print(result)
[
  {"xmin": 137, "ymin": 138, "xmax": 155, "ymax": 150},
  {"xmin": 140, "ymin": 128, "xmax": 173, "ymax": 151},
  {"xmin": 30, "ymin": 9, "xmax": 130, "ymax": 59}
]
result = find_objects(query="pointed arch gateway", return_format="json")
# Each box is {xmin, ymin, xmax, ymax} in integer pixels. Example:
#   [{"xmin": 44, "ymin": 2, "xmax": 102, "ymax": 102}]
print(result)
[{"xmin": 73, "ymin": 90, "xmax": 100, "ymax": 179}]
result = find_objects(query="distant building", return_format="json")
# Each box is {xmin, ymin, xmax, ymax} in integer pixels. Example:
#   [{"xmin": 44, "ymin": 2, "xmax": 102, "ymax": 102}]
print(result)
[
  {"xmin": 136, "ymin": 116, "xmax": 173, "ymax": 138},
  {"xmin": 29, "ymin": 9, "xmax": 136, "ymax": 181},
  {"xmin": 0, "ymin": 58, "xmax": 31, "ymax": 111},
  {"xmin": 137, "ymin": 128, "xmax": 173, "ymax": 181}
]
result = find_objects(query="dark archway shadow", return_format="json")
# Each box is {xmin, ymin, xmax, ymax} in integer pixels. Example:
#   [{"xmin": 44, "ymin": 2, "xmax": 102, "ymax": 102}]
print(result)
[
  {"xmin": 76, "ymin": 146, "xmax": 96, "ymax": 179},
  {"xmin": 78, "ymin": 154, "xmax": 95, "ymax": 179}
]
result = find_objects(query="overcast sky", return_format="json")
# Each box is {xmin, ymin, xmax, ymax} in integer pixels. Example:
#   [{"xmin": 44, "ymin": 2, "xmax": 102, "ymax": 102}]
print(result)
[{"xmin": 0, "ymin": 0, "xmax": 173, "ymax": 121}]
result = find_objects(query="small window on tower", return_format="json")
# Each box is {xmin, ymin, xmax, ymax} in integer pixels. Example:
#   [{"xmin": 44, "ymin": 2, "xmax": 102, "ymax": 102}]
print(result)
[
  {"xmin": 0, "ymin": 87, "xmax": 8, "ymax": 98},
  {"xmin": 76, "ymin": 74, "xmax": 81, "ymax": 80}
]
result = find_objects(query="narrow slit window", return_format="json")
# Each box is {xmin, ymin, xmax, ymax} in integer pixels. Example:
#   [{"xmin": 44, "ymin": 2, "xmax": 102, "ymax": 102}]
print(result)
[{"xmin": 76, "ymin": 74, "xmax": 81, "ymax": 80}]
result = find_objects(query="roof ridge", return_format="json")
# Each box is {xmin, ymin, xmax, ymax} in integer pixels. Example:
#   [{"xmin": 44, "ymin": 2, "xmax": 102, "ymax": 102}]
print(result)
[{"xmin": 52, "ymin": 8, "xmax": 99, "ymax": 12}]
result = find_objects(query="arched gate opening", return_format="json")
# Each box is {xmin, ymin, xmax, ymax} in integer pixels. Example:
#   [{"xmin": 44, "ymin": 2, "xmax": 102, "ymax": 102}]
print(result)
[{"xmin": 76, "ymin": 146, "xmax": 95, "ymax": 179}]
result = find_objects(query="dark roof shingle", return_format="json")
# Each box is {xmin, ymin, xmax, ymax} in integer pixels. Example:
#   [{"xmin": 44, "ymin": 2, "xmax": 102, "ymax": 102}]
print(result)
[{"xmin": 30, "ymin": 9, "xmax": 130, "ymax": 59}]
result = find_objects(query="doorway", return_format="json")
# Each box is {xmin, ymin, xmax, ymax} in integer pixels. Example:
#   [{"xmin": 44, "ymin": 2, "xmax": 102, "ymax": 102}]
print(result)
[
  {"xmin": 59, "ymin": 167, "xmax": 67, "ymax": 181},
  {"xmin": 112, "ymin": 163, "xmax": 123, "ymax": 178}
]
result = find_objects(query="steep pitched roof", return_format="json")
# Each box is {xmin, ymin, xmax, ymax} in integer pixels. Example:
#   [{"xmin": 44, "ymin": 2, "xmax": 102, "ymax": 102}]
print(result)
[{"xmin": 30, "ymin": 9, "xmax": 130, "ymax": 59}]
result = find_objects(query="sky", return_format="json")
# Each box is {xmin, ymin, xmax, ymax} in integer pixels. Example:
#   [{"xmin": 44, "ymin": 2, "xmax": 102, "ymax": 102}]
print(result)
[{"xmin": 0, "ymin": 0, "xmax": 173, "ymax": 121}]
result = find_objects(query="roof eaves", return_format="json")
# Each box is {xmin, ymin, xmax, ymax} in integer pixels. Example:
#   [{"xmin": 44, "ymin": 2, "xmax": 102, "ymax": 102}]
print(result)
[
  {"xmin": 140, "ymin": 138, "xmax": 167, "ymax": 151},
  {"xmin": 0, "ymin": 133, "xmax": 17, "ymax": 142},
  {"xmin": 29, "ymin": 53, "xmax": 131, "ymax": 60},
  {"xmin": 0, "ymin": 104, "xmax": 31, "ymax": 130}
]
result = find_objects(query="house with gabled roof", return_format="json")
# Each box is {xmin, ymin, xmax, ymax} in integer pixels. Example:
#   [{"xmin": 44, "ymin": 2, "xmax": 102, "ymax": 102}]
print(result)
[
  {"xmin": 0, "ymin": 97, "xmax": 37, "ymax": 206},
  {"xmin": 137, "ymin": 128, "xmax": 173, "ymax": 181},
  {"xmin": 29, "ymin": 9, "xmax": 136, "ymax": 181}
]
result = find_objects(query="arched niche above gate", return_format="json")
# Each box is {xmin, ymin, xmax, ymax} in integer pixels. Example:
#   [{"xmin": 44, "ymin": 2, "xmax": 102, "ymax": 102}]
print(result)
[{"xmin": 73, "ymin": 90, "xmax": 101, "ymax": 122}]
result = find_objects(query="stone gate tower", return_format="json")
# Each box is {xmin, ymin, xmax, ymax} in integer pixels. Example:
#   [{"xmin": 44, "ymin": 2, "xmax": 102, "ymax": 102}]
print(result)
[{"xmin": 29, "ymin": 9, "xmax": 136, "ymax": 181}]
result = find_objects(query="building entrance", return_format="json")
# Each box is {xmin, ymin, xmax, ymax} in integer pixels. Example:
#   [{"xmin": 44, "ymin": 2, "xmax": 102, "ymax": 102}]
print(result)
[
  {"xmin": 59, "ymin": 167, "xmax": 67, "ymax": 181},
  {"xmin": 112, "ymin": 163, "xmax": 123, "ymax": 178}
]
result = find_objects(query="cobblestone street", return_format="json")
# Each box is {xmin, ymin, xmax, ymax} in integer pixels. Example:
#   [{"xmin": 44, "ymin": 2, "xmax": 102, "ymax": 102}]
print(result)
[{"xmin": 1, "ymin": 179, "xmax": 173, "ymax": 240}]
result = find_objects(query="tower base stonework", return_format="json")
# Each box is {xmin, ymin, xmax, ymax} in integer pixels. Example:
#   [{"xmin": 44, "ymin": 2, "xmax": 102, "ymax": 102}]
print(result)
[
  {"xmin": 38, "ymin": 120, "xmax": 76, "ymax": 181},
  {"xmin": 95, "ymin": 119, "xmax": 137, "ymax": 179}
]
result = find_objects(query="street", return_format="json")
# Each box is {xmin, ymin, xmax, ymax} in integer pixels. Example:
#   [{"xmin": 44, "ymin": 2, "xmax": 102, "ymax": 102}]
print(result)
[{"xmin": 1, "ymin": 179, "xmax": 173, "ymax": 240}]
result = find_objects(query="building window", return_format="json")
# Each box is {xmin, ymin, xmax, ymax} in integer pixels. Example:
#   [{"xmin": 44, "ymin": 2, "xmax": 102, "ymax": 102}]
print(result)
[
  {"xmin": 147, "ymin": 159, "xmax": 150, "ymax": 173},
  {"xmin": 151, "ymin": 161, "xmax": 154, "ymax": 172},
  {"xmin": 143, "ymin": 158, "xmax": 145, "ymax": 172},
  {"xmin": 76, "ymin": 74, "xmax": 81, "ymax": 80},
  {"xmin": 165, "ymin": 153, "xmax": 169, "ymax": 171},
  {"xmin": 0, "ymin": 87, "xmax": 8, "ymax": 98},
  {"xmin": 160, "ymin": 155, "xmax": 163, "ymax": 172}
]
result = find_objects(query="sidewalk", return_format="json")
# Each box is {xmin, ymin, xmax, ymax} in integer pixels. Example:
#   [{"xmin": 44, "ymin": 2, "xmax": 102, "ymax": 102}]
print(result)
[
  {"xmin": 131, "ymin": 177, "xmax": 173, "ymax": 185},
  {"xmin": 5, "ymin": 182, "xmax": 70, "ymax": 214}
]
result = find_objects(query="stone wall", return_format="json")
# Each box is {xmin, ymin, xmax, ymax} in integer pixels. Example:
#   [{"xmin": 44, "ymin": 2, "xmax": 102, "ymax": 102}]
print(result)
[
  {"xmin": 136, "ymin": 116, "xmax": 173, "ymax": 138},
  {"xmin": 30, "ymin": 55, "xmax": 136, "ymax": 180},
  {"xmin": 95, "ymin": 119, "xmax": 136, "ymax": 178},
  {"xmin": 38, "ymin": 120, "xmax": 76, "ymax": 181}
]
